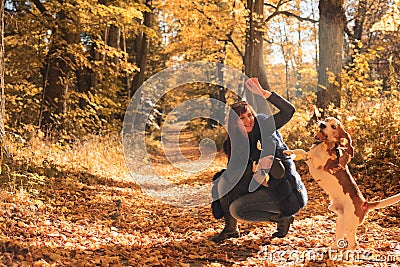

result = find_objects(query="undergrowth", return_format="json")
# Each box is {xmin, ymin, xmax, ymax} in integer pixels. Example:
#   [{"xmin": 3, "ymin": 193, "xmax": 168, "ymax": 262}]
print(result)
[{"xmin": 0, "ymin": 132, "xmax": 130, "ymax": 196}]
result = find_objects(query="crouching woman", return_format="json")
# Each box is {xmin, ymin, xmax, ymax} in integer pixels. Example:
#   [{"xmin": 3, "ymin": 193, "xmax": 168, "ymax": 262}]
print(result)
[{"xmin": 211, "ymin": 78, "xmax": 308, "ymax": 242}]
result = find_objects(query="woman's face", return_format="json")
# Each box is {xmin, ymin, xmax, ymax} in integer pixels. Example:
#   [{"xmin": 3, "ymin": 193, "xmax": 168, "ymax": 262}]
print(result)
[{"xmin": 238, "ymin": 107, "xmax": 255, "ymax": 133}]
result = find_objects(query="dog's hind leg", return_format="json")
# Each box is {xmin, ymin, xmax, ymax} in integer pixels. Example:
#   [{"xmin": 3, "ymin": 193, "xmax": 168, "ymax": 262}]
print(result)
[
  {"xmin": 344, "ymin": 218, "xmax": 359, "ymax": 250},
  {"xmin": 331, "ymin": 213, "xmax": 346, "ymax": 250},
  {"xmin": 346, "ymin": 228, "xmax": 357, "ymax": 250}
]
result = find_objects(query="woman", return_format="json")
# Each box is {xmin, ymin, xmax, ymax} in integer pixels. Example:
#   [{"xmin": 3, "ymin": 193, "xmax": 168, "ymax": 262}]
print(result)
[{"xmin": 211, "ymin": 78, "xmax": 308, "ymax": 243}]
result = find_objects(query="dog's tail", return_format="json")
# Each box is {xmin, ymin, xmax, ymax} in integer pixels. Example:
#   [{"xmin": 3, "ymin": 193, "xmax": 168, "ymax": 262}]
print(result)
[{"xmin": 367, "ymin": 193, "xmax": 400, "ymax": 211}]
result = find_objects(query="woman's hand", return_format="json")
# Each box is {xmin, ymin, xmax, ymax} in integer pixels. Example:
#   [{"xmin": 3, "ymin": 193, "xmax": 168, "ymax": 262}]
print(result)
[
  {"xmin": 259, "ymin": 155, "xmax": 274, "ymax": 170},
  {"xmin": 252, "ymin": 168, "xmax": 269, "ymax": 187},
  {"xmin": 251, "ymin": 156, "xmax": 274, "ymax": 188},
  {"xmin": 245, "ymin": 78, "xmax": 272, "ymax": 99}
]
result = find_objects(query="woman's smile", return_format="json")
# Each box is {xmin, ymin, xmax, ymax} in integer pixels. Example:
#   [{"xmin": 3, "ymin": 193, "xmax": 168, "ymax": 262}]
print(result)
[{"xmin": 239, "ymin": 108, "xmax": 255, "ymax": 133}]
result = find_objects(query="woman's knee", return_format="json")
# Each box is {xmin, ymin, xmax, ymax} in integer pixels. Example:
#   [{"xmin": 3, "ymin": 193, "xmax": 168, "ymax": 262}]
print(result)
[
  {"xmin": 229, "ymin": 196, "xmax": 261, "ymax": 220},
  {"xmin": 229, "ymin": 198, "xmax": 246, "ymax": 220}
]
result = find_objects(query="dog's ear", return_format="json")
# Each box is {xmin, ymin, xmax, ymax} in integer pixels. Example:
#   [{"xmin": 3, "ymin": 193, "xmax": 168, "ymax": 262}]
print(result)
[
  {"xmin": 324, "ymin": 146, "xmax": 350, "ymax": 174},
  {"xmin": 337, "ymin": 123, "xmax": 354, "ymax": 167},
  {"xmin": 323, "ymin": 147, "xmax": 339, "ymax": 174},
  {"xmin": 338, "ymin": 150, "xmax": 351, "ymax": 167},
  {"xmin": 324, "ymin": 159, "xmax": 338, "ymax": 174}
]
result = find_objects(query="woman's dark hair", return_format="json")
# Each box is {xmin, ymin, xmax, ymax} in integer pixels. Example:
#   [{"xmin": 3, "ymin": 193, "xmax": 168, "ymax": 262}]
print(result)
[
  {"xmin": 230, "ymin": 101, "xmax": 256, "ymax": 117},
  {"xmin": 224, "ymin": 100, "xmax": 257, "ymax": 159}
]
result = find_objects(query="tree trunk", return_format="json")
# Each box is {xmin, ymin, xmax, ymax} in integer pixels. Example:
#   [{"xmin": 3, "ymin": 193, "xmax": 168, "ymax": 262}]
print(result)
[
  {"xmin": 41, "ymin": 55, "xmax": 69, "ymax": 115},
  {"xmin": 108, "ymin": 24, "xmax": 121, "ymax": 64},
  {"xmin": 76, "ymin": 40, "xmax": 96, "ymax": 98},
  {"xmin": 207, "ymin": 60, "xmax": 227, "ymax": 128},
  {"xmin": 76, "ymin": 67, "xmax": 93, "ymax": 95},
  {"xmin": 244, "ymin": 0, "xmax": 270, "ymax": 111},
  {"xmin": 353, "ymin": 2, "xmax": 366, "ymax": 42},
  {"xmin": 130, "ymin": 0, "xmax": 152, "ymax": 97},
  {"xmin": 317, "ymin": 0, "xmax": 345, "ymax": 110},
  {"xmin": 39, "ymin": 6, "xmax": 80, "ymax": 130}
]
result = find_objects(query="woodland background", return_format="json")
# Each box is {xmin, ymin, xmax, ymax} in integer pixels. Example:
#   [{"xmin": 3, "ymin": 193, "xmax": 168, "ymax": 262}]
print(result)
[{"xmin": 0, "ymin": 0, "xmax": 399, "ymax": 266}]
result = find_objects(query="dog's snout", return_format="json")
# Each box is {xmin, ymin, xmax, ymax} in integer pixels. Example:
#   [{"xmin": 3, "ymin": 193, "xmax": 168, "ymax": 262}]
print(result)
[{"xmin": 319, "ymin": 122, "xmax": 327, "ymax": 129}]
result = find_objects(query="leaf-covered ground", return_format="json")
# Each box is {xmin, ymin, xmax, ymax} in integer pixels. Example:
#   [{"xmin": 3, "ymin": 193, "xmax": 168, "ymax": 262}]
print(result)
[{"xmin": 0, "ymin": 132, "xmax": 399, "ymax": 267}]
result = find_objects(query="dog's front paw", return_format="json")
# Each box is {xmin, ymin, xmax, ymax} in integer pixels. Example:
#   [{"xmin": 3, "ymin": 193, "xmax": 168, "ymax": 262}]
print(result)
[
  {"xmin": 283, "ymin": 150, "xmax": 294, "ymax": 155},
  {"xmin": 284, "ymin": 150, "xmax": 297, "ymax": 160},
  {"xmin": 284, "ymin": 149, "xmax": 307, "ymax": 161}
]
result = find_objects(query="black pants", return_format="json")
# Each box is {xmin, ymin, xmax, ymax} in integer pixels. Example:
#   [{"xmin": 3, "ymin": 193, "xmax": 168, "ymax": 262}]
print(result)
[
  {"xmin": 218, "ymin": 164, "xmax": 285, "ymax": 222},
  {"xmin": 229, "ymin": 187, "xmax": 282, "ymax": 222}
]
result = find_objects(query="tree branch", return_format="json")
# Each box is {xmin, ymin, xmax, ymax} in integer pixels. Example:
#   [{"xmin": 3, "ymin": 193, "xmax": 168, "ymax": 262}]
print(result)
[
  {"xmin": 344, "ymin": 25, "xmax": 356, "ymax": 40},
  {"xmin": 194, "ymin": 6, "xmax": 244, "ymax": 60},
  {"xmin": 276, "ymin": 10, "xmax": 318, "ymax": 23},
  {"xmin": 31, "ymin": 0, "xmax": 47, "ymax": 14},
  {"xmin": 263, "ymin": 0, "xmax": 287, "ymax": 23},
  {"xmin": 226, "ymin": 32, "xmax": 244, "ymax": 60},
  {"xmin": 263, "ymin": 0, "xmax": 318, "ymax": 24}
]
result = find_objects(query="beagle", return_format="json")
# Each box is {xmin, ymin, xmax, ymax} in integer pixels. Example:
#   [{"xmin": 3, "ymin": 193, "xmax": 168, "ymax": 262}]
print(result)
[{"xmin": 284, "ymin": 117, "xmax": 400, "ymax": 250}]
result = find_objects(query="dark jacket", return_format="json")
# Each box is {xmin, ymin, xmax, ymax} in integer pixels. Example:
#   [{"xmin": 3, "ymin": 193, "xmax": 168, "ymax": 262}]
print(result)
[
  {"xmin": 212, "ymin": 92, "xmax": 308, "ymax": 218},
  {"xmin": 265, "ymin": 131, "xmax": 308, "ymax": 216}
]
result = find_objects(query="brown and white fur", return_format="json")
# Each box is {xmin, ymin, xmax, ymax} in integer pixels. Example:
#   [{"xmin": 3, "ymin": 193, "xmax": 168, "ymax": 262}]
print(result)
[{"xmin": 284, "ymin": 117, "xmax": 400, "ymax": 249}]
